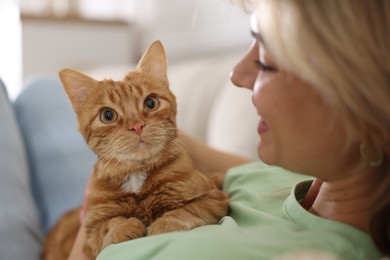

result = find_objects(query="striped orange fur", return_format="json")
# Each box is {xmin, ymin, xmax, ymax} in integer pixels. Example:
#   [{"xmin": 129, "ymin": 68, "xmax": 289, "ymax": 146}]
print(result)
[{"xmin": 41, "ymin": 41, "xmax": 228, "ymax": 260}]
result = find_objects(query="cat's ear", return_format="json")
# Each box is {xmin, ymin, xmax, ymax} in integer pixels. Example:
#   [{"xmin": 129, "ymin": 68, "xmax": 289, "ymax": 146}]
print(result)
[
  {"xmin": 59, "ymin": 68, "xmax": 97, "ymax": 111},
  {"xmin": 136, "ymin": 40, "xmax": 168, "ymax": 81}
]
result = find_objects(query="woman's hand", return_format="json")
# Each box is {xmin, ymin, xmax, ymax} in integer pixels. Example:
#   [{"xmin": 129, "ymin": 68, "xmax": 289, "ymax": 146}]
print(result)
[
  {"xmin": 79, "ymin": 174, "xmax": 93, "ymax": 223},
  {"xmin": 68, "ymin": 221, "xmax": 89, "ymax": 260},
  {"xmin": 68, "ymin": 174, "xmax": 94, "ymax": 260}
]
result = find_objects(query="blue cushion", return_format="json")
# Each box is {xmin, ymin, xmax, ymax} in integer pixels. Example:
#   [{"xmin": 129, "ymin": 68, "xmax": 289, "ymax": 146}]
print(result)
[
  {"xmin": 14, "ymin": 76, "xmax": 95, "ymax": 234},
  {"xmin": 0, "ymin": 78, "xmax": 42, "ymax": 260}
]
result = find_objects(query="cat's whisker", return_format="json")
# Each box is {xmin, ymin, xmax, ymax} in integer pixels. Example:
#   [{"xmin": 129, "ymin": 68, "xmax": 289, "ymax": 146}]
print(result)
[
  {"xmin": 97, "ymin": 146, "xmax": 115, "ymax": 161},
  {"xmin": 96, "ymin": 144, "xmax": 123, "ymax": 174},
  {"xmin": 152, "ymin": 137, "xmax": 180, "ymax": 155}
]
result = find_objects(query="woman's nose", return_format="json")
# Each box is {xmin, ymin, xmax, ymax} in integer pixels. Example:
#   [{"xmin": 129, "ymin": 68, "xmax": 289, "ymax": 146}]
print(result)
[{"xmin": 230, "ymin": 41, "xmax": 258, "ymax": 90}]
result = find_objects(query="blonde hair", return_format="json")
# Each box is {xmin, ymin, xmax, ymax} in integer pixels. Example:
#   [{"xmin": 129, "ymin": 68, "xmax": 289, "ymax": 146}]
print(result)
[{"xmin": 250, "ymin": 0, "xmax": 390, "ymax": 255}]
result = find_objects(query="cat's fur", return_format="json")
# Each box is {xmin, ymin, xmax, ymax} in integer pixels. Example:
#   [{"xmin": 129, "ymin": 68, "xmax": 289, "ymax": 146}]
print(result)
[{"xmin": 41, "ymin": 41, "xmax": 228, "ymax": 259}]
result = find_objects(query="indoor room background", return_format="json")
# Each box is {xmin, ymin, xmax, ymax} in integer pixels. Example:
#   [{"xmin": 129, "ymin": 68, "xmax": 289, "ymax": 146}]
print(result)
[{"xmin": 1, "ymin": 0, "xmax": 251, "ymax": 99}]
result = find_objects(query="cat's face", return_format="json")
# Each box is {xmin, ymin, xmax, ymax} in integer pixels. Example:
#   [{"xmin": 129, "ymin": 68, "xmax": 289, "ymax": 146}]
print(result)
[
  {"xmin": 60, "ymin": 41, "xmax": 177, "ymax": 162},
  {"xmin": 80, "ymin": 73, "xmax": 176, "ymax": 162}
]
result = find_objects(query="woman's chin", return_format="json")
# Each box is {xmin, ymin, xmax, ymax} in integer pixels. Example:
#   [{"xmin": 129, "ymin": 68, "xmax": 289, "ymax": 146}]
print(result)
[{"xmin": 257, "ymin": 146, "xmax": 275, "ymax": 166}]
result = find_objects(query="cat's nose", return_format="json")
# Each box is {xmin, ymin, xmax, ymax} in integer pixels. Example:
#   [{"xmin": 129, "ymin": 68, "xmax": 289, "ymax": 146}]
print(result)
[{"xmin": 129, "ymin": 122, "xmax": 145, "ymax": 135}]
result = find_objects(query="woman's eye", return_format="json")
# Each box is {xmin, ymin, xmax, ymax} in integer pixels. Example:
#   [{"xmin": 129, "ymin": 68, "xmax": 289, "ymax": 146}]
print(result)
[
  {"xmin": 144, "ymin": 96, "xmax": 160, "ymax": 111},
  {"xmin": 255, "ymin": 60, "xmax": 275, "ymax": 72},
  {"xmin": 99, "ymin": 108, "xmax": 118, "ymax": 124}
]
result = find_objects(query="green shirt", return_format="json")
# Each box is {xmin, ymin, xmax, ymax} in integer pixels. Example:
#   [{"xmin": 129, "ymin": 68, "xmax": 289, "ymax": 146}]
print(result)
[{"xmin": 97, "ymin": 162, "xmax": 382, "ymax": 260}]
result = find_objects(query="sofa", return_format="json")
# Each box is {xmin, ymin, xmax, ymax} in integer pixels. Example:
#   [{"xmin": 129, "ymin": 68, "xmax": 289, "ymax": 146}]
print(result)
[{"xmin": 0, "ymin": 53, "xmax": 259, "ymax": 260}]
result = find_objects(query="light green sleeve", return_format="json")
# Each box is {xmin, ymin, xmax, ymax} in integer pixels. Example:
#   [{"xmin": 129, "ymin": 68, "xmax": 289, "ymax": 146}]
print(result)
[{"xmin": 97, "ymin": 162, "xmax": 382, "ymax": 260}]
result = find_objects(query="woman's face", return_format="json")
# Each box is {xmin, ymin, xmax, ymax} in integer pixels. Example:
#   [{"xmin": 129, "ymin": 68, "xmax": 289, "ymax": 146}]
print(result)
[{"xmin": 230, "ymin": 17, "xmax": 357, "ymax": 180}]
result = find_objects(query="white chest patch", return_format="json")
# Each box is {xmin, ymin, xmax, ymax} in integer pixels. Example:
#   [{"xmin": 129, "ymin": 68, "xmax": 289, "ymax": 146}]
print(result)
[{"xmin": 121, "ymin": 172, "xmax": 147, "ymax": 194}]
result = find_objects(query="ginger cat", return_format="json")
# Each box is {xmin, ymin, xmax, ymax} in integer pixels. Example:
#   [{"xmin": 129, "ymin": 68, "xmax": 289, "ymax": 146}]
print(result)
[{"xmin": 41, "ymin": 41, "xmax": 228, "ymax": 259}]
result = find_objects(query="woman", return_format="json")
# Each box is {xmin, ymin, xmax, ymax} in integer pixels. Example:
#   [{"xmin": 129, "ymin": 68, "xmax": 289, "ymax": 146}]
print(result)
[{"xmin": 70, "ymin": 0, "xmax": 389, "ymax": 259}]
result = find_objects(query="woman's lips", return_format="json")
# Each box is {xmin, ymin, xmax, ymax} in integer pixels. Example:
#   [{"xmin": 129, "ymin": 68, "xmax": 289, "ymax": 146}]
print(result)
[{"xmin": 257, "ymin": 120, "xmax": 269, "ymax": 134}]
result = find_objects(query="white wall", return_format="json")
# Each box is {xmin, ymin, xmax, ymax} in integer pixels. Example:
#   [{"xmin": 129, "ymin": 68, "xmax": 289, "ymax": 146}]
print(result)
[
  {"xmin": 131, "ymin": 0, "xmax": 251, "ymax": 63},
  {"xmin": 0, "ymin": 0, "xmax": 22, "ymax": 99},
  {"xmin": 21, "ymin": 0, "xmax": 251, "ymax": 85},
  {"xmin": 22, "ymin": 18, "xmax": 134, "ymax": 80}
]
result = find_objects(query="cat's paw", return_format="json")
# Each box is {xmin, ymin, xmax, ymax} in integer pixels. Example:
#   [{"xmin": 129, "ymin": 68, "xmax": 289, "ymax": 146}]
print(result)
[
  {"xmin": 208, "ymin": 172, "xmax": 225, "ymax": 190},
  {"xmin": 148, "ymin": 216, "xmax": 190, "ymax": 236},
  {"xmin": 102, "ymin": 217, "xmax": 146, "ymax": 249}
]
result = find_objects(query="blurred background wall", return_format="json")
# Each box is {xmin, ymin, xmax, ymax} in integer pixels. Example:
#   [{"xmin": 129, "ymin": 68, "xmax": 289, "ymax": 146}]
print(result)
[
  {"xmin": 1, "ymin": 0, "xmax": 251, "ymax": 99},
  {"xmin": 0, "ymin": 0, "xmax": 22, "ymax": 99}
]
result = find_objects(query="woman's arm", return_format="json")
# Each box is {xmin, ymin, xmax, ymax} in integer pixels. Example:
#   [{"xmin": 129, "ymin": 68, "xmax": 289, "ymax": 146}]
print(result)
[{"xmin": 179, "ymin": 131, "xmax": 253, "ymax": 174}]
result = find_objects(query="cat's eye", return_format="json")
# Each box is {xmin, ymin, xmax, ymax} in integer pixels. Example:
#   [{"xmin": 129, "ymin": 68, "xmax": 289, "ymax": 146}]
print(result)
[
  {"xmin": 144, "ymin": 96, "xmax": 159, "ymax": 111},
  {"xmin": 99, "ymin": 108, "xmax": 118, "ymax": 124}
]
